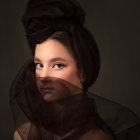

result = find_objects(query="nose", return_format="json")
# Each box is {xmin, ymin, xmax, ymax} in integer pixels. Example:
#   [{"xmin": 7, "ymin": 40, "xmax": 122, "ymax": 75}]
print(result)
[
  {"xmin": 40, "ymin": 77, "xmax": 52, "ymax": 85},
  {"xmin": 39, "ymin": 67, "xmax": 50, "ymax": 78}
]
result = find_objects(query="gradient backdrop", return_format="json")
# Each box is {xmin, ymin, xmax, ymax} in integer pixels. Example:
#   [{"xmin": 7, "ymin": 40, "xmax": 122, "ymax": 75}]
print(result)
[{"xmin": 0, "ymin": 0, "xmax": 139, "ymax": 139}]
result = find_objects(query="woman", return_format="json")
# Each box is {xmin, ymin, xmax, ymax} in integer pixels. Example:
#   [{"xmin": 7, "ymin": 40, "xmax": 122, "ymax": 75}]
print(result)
[{"xmin": 10, "ymin": 0, "xmax": 117, "ymax": 139}]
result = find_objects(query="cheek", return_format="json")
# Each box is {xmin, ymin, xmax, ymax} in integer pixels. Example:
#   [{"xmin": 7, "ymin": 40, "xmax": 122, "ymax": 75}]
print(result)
[
  {"xmin": 35, "ymin": 70, "xmax": 40, "ymax": 77},
  {"xmin": 54, "ymin": 68, "xmax": 80, "ymax": 85}
]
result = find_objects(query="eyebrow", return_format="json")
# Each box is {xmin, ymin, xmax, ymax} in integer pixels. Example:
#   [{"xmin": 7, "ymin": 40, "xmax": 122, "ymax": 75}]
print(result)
[{"xmin": 34, "ymin": 57, "xmax": 67, "ymax": 63}]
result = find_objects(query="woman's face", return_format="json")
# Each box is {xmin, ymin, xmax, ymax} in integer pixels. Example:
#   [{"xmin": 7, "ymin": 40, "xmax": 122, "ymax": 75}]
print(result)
[{"xmin": 34, "ymin": 39, "xmax": 82, "ymax": 101}]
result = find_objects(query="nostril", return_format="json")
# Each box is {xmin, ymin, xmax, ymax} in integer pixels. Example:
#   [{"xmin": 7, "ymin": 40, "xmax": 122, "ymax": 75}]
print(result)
[{"xmin": 40, "ymin": 77, "xmax": 52, "ymax": 85}]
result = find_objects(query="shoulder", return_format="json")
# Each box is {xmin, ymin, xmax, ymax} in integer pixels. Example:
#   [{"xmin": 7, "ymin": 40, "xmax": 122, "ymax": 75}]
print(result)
[
  {"xmin": 14, "ymin": 131, "xmax": 22, "ymax": 140},
  {"xmin": 80, "ymin": 129, "xmax": 116, "ymax": 140},
  {"xmin": 13, "ymin": 122, "xmax": 31, "ymax": 140}
]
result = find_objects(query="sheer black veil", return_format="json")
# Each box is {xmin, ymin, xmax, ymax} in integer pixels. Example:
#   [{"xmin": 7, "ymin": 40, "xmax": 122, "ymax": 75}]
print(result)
[{"xmin": 10, "ymin": 60, "xmax": 116, "ymax": 140}]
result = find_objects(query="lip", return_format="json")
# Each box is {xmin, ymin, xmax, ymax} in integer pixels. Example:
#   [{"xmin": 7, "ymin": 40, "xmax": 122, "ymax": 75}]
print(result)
[{"xmin": 40, "ymin": 87, "xmax": 54, "ymax": 95}]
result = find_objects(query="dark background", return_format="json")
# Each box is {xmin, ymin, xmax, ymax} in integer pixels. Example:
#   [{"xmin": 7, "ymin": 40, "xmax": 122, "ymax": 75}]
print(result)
[{"xmin": 0, "ymin": 0, "xmax": 140, "ymax": 139}]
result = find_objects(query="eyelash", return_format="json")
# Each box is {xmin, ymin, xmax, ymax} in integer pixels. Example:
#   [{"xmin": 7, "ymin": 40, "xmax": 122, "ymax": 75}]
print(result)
[
  {"xmin": 52, "ymin": 64, "xmax": 65, "ymax": 70},
  {"xmin": 35, "ymin": 63, "xmax": 43, "ymax": 69},
  {"xmin": 34, "ymin": 63, "xmax": 65, "ymax": 70}
]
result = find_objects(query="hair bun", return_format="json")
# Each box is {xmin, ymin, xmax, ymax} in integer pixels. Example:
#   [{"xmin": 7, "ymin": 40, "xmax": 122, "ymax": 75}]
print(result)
[{"xmin": 22, "ymin": 0, "xmax": 85, "ymax": 31}]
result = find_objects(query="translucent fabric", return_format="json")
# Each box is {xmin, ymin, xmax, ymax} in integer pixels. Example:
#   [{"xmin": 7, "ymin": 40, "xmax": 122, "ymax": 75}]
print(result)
[{"xmin": 10, "ymin": 60, "xmax": 116, "ymax": 140}]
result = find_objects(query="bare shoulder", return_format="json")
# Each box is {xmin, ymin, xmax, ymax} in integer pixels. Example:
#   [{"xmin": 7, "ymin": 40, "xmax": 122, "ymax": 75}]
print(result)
[
  {"xmin": 80, "ymin": 129, "xmax": 116, "ymax": 140},
  {"xmin": 14, "ymin": 130, "xmax": 22, "ymax": 140},
  {"xmin": 13, "ymin": 122, "xmax": 31, "ymax": 140}
]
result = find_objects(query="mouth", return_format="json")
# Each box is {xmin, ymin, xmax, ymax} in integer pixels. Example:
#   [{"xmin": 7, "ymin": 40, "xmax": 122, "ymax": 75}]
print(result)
[{"xmin": 40, "ymin": 87, "xmax": 54, "ymax": 95}]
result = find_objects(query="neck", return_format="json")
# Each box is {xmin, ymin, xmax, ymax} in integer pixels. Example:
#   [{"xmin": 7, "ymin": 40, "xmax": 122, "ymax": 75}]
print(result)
[{"xmin": 35, "ymin": 93, "xmax": 96, "ymax": 137}]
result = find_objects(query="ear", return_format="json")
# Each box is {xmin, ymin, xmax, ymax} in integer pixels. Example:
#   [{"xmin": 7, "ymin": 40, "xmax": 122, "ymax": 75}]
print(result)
[{"xmin": 79, "ymin": 71, "xmax": 85, "ymax": 83}]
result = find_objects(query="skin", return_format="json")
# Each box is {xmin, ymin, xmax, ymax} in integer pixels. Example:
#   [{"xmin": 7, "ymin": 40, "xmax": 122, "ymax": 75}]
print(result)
[
  {"xmin": 14, "ymin": 39, "xmax": 115, "ymax": 140},
  {"xmin": 34, "ymin": 38, "xmax": 83, "ymax": 101},
  {"xmin": 14, "ymin": 38, "xmax": 84, "ymax": 139},
  {"xmin": 14, "ymin": 125, "xmax": 115, "ymax": 140}
]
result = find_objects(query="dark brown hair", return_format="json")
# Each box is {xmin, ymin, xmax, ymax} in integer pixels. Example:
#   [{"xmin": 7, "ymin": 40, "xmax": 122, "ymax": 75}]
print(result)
[
  {"xmin": 46, "ymin": 31, "xmax": 100, "ymax": 91},
  {"xmin": 22, "ymin": 0, "xmax": 100, "ymax": 91}
]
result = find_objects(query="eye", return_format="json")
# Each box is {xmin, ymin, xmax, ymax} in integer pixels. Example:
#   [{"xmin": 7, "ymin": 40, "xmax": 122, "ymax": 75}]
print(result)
[
  {"xmin": 35, "ymin": 63, "xmax": 43, "ymax": 69},
  {"xmin": 52, "ymin": 64, "xmax": 65, "ymax": 70}
]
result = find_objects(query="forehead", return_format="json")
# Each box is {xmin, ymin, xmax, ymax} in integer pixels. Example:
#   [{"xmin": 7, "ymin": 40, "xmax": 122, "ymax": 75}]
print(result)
[{"xmin": 34, "ymin": 39, "xmax": 74, "ymax": 62}]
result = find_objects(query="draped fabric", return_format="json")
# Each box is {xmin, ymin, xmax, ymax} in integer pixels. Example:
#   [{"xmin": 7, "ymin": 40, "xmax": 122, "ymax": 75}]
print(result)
[
  {"xmin": 10, "ymin": 0, "xmax": 140, "ymax": 139},
  {"xmin": 10, "ymin": 60, "xmax": 116, "ymax": 140},
  {"xmin": 22, "ymin": 0, "xmax": 100, "ymax": 90},
  {"xmin": 22, "ymin": 0, "xmax": 85, "ymax": 48},
  {"xmin": 87, "ymin": 93, "xmax": 140, "ymax": 140}
]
